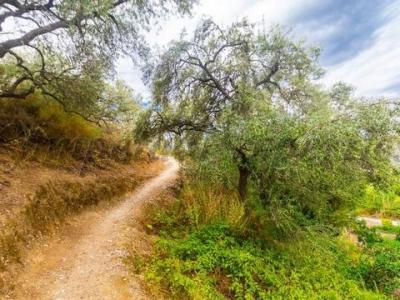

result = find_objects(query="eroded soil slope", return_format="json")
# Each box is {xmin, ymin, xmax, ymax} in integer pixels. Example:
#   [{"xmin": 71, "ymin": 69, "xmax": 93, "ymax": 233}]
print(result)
[{"xmin": 12, "ymin": 157, "xmax": 179, "ymax": 300}]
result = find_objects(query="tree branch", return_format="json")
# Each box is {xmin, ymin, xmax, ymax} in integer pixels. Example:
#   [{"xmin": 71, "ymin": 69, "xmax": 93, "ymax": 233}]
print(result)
[
  {"xmin": 256, "ymin": 61, "xmax": 280, "ymax": 87},
  {"xmin": 0, "ymin": 0, "xmax": 55, "ymax": 29},
  {"xmin": 0, "ymin": 20, "xmax": 68, "ymax": 57}
]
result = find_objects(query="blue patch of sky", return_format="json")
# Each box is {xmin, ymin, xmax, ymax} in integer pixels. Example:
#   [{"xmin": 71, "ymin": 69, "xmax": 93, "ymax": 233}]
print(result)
[
  {"xmin": 381, "ymin": 79, "xmax": 400, "ymax": 95},
  {"xmin": 290, "ymin": 0, "xmax": 390, "ymax": 66}
]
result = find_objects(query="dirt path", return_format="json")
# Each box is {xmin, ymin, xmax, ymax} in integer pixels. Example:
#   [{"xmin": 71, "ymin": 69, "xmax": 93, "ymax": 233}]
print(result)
[
  {"xmin": 357, "ymin": 216, "xmax": 400, "ymax": 227},
  {"xmin": 13, "ymin": 157, "xmax": 179, "ymax": 300}
]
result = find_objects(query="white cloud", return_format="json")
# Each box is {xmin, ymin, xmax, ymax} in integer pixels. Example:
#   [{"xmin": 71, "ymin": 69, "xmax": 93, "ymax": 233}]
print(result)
[
  {"xmin": 323, "ymin": 1, "xmax": 400, "ymax": 97},
  {"xmin": 116, "ymin": 0, "xmax": 400, "ymax": 99},
  {"xmin": 143, "ymin": 0, "xmax": 325, "ymax": 46}
]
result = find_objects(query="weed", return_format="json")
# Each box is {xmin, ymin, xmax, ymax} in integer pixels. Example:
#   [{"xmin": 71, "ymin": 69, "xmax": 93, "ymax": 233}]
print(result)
[{"xmin": 358, "ymin": 184, "xmax": 400, "ymax": 219}]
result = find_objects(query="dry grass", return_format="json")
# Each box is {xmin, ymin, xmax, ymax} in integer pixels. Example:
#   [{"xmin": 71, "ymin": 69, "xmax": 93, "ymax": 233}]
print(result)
[
  {"xmin": 126, "ymin": 180, "xmax": 246, "ymax": 240},
  {"xmin": 0, "ymin": 144, "xmax": 155, "ymax": 219},
  {"xmin": 176, "ymin": 183, "xmax": 246, "ymax": 230}
]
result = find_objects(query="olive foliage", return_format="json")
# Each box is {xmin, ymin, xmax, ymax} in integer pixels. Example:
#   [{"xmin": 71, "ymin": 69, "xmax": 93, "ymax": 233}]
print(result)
[{"xmin": 138, "ymin": 19, "xmax": 399, "ymax": 227}]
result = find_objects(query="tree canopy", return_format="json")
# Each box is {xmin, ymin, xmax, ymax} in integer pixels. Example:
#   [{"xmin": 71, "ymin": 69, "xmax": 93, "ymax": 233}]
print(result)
[
  {"xmin": 140, "ymin": 19, "xmax": 322, "ymax": 137},
  {"xmin": 137, "ymin": 19, "xmax": 399, "ymax": 228},
  {"xmin": 0, "ymin": 0, "xmax": 196, "ymax": 116},
  {"xmin": 0, "ymin": 0, "xmax": 195, "ymax": 58}
]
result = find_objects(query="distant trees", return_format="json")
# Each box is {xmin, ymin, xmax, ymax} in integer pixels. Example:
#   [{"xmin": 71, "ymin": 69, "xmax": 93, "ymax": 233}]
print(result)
[{"xmin": 138, "ymin": 19, "xmax": 399, "ymax": 227}]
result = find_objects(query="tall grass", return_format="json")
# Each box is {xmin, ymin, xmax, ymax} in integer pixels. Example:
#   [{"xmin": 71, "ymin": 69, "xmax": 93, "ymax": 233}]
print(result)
[{"xmin": 178, "ymin": 183, "xmax": 245, "ymax": 229}]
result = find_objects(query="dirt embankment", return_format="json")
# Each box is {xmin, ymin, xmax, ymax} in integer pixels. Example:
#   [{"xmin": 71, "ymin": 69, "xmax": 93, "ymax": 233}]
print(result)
[
  {"xmin": 0, "ymin": 147, "xmax": 164, "ymax": 296},
  {"xmin": 0, "ymin": 147, "xmax": 157, "ymax": 223},
  {"xmin": 11, "ymin": 157, "xmax": 179, "ymax": 299}
]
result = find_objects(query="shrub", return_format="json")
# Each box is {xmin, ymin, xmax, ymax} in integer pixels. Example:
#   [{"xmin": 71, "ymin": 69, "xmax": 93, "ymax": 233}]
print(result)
[
  {"xmin": 129, "ymin": 183, "xmax": 386, "ymax": 299},
  {"xmin": 358, "ymin": 184, "xmax": 400, "ymax": 219},
  {"xmin": 0, "ymin": 95, "xmax": 100, "ymax": 142},
  {"xmin": 353, "ymin": 220, "xmax": 383, "ymax": 245},
  {"xmin": 357, "ymin": 240, "xmax": 400, "ymax": 295},
  {"xmin": 137, "ymin": 223, "xmax": 383, "ymax": 300},
  {"xmin": 378, "ymin": 220, "xmax": 400, "ymax": 235},
  {"xmin": 0, "ymin": 96, "xmax": 138, "ymax": 166}
]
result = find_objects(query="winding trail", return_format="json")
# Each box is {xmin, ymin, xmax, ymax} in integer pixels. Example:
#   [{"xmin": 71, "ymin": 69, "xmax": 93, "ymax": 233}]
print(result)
[{"xmin": 14, "ymin": 157, "xmax": 179, "ymax": 300}]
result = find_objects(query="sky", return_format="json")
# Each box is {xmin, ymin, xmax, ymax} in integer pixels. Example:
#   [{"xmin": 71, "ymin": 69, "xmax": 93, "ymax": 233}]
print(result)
[{"xmin": 116, "ymin": 0, "xmax": 400, "ymax": 100}]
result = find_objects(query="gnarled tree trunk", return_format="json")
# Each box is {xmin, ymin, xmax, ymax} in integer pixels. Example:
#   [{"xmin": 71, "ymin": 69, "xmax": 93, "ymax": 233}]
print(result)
[
  {"xmin": 235, "ymin": 147, "xmax": 250, "ymax": 201},
  {"xmin": 238, "ymin": 164, "xmax": 250, "ymax": 201}
]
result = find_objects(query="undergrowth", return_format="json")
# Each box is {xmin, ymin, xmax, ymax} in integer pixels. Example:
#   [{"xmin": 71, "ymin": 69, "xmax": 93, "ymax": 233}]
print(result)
[{"xmin": 126, "ymin": 182, "xmax": 399, "ymax": 299}]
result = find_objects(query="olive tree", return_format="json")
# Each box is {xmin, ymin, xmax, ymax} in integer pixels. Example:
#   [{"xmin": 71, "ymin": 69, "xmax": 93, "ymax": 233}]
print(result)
[
  {"xmin": 139, "ymin": 19, "xmax": 323, "ymax": 199},
  {"xmin": 138, "ymin": 18, "xmax": 399, "ymax": 230}
]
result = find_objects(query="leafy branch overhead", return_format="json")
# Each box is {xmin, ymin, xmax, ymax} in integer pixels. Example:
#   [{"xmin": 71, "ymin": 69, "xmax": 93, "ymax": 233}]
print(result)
[
  {"xmin": 0, "ymin": 0, "xmax": 195, "ymax": 58},
  {"xmin": 0, "ymin": 0, "xmax": 196, "ymax": 120}
]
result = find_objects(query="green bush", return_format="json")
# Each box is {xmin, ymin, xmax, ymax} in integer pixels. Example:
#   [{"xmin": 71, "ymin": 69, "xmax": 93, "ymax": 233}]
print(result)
[
  {"xmin": 377, "ymin": 221, "xmax": 400, "ymax": 235},
  {"xmin": 138, "ymin": 223, "xmax": 384, "ymax": 300},
  {"xmin": 130, "ymin": 185, "xmax": 387, "ymax": 299},
  {"xmin": 353, "ymin": 220, "xmax": 383, "ymax": 245},
  {"xmin": 357, "ymin": 240, "xmax": 400, "ymax": 295}
]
